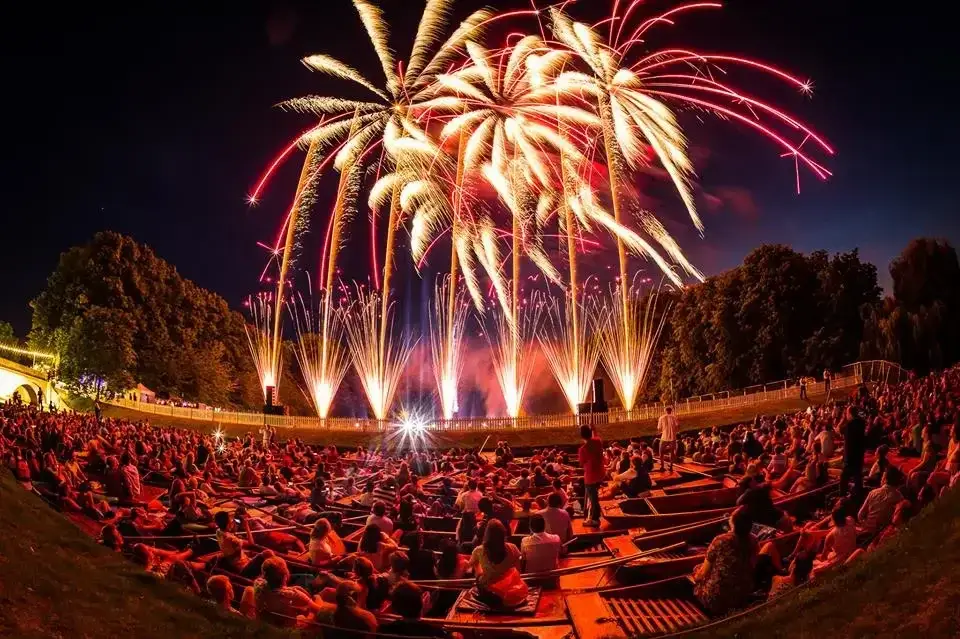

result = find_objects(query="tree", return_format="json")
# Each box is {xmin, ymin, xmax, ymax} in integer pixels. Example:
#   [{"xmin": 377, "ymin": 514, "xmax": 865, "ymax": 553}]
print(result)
[
  {"xmin": 0, "ymin": 321, "xmax": 15, "ymax": 344},
  {"xmin": 60, "ymin": 307, "xmax": 137, "ymax": 398},
  {"xmin": 890, "ymin": 239, "xmax": 960, "ymax": 312},
  {"xmin": 31, "ymin": 232, "xmax": 257, "ymax": 406},
  {"xmin": 655, "ymin": 244, "xmax": 881, "ymax": 396},
  {"xmin": 862, "ymin": 239, "xmax": 960, "ymax": 373}
]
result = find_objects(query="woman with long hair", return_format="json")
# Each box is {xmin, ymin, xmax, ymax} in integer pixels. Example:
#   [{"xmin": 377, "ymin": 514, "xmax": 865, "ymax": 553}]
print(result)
[
  {"xmin": 356, "ymin": 523, "xmax": 397, "ymax": 571},
  {"xmin": 469, "ymin": 519, "xmax": 521, "ymax": 592}
]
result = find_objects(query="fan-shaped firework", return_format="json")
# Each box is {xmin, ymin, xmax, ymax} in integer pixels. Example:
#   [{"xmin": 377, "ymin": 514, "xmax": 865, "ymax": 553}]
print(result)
[
  {"xmin": 595, "ymin": 282, "xmax": 669, "ymax": 412},
  {"xmin": 540, "ymin": 291, "xmax": 601, "ymax": 413},
  {"xmin": 428, "ymin": 275, "xmax": 469, "ymax": 419},
  {"xmin": 290, "ymin": 293, "xmax": 350, "ymax": 419},
  {"xmin": 245, "ymin": 293, "xmax": 281, "ymax": 402},
  {"xmin": 343, "ymin": 286, "xmax": 417, "ymax": 420}
]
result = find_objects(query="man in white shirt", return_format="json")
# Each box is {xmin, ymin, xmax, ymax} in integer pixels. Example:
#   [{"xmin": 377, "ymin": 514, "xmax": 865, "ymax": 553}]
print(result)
[
  {"xmin": 538, "ymin": 493, "xmax": 574, "ymax": 543},
  {"xmin": 455, "ymin": 479, "xmax": 483, "ymax": 514},
  {"xmin": 858, "ymin": 468, "xmax": 904, "ymax": 535},
  {"xmin": 521, "ymin": 515, "xmax": 561, "ymax": 573},
  {"xmin": 657, "ymin": 406, "xmax": 679, "ymax": 472},
  {"xmin": 366, "ymin": 500, "xmax": 394, "ymax": 535}
]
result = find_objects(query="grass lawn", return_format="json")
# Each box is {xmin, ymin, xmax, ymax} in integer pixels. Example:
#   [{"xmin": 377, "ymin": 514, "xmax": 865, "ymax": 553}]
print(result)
[
  {"xmin": 0, "ymin": 472, "xmax": 287, "ymax": 639},
  {"xmin": 101, "ymin": 391, "xmax": 833, "ymax": 451}
]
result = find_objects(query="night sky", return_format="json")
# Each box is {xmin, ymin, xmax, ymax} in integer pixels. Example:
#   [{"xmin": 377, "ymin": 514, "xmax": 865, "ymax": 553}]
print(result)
[{"xmin": 3, "ymin": 0, "xmax": 957, "ymax": 337}]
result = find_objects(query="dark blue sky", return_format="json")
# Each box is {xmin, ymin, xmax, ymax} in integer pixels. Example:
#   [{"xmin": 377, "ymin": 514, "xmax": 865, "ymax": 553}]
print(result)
[{"xmin": 2, "ymin": 0, "xmax": 957, "ymax": 336}]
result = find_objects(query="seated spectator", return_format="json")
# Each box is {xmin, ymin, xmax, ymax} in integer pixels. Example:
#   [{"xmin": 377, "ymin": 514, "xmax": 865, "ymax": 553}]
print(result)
[
  {"xmin": 333, "ymin": 581, "xmax": 378, "ymax": 632},
  {"xmin": 538, "ymin": 492, "xmax": 573, "ymax": 544},
  {"xmin": 521, "ymin": 514, "xmax": 561, "ymax": 574},
  {"xmin": 206, "ymin": 575, "xmax": 236, "ymax": 613},
  {"xmin": 378, "ymin": 580, "xmax": 447, "ymax": 638},
  {"xmin": 357, "ymin": 523, "xmax": 398, "ymax": 571},
  {"xmin": 693, "ymin": 507, "xmax": 759, "ymax": 615},
  {"xmin": 767, "ymin": 553, "xmax": 814, "ymax": 600},
  {"xmin": 366, "ymin": 500, "xmax": 394, "ymax": 535},
  {"xmin": 308, "ymin": 518, "xmax": 345, "ymax": 566},
  {"xmin": 240, "ymin": 557, "xmax": 328, "ymax": 625},
  {"xmin": 858, "ymin": 467, "xmax": 905, "ymax": 535},
  {"xmin": 470, "ymin": 520, "xmax": 522, "ymax": 600}
]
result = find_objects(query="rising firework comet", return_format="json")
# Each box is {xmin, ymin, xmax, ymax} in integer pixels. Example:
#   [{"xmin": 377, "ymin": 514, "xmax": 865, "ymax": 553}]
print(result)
[
  {"xmin": 539, "ymin": 291, "xmax": 601, "ymax": 413},
  {"xmin": 290, "ymin": 292, "xmax": 350, "ymax": 419},
  {"xmin": 245, "ymin": 293, "xmax": 281, "ymax": 402},
  {"xmin": 595, "ymin": 281, "xmax": 669, "ymax": 412},
  {"xmin": 428, "ymin": 275, "xmax": 469, "ymax": 420},
  {"xmin": 343, "ymin": 286, "xmax": 417, "ymax": 420}
]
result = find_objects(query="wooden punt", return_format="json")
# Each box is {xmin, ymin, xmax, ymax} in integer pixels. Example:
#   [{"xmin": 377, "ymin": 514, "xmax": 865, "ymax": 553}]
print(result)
[
  {"xmin": 603, "ymin": 480, "xmax": 836, "ymax": 531},
  {"xmin": 617, "ymin": 479, "xmax": 740, "ymax": 515},
  {"xmin": 566, "ymin": 576, "xmax": 709, "ymax": 638}
]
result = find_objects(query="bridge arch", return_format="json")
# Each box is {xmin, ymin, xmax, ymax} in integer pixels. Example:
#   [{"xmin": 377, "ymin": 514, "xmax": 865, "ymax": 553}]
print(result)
[
  {"xmin": 0, "ymin": 356, "xmax": 58, "ymax": 407},
  {"xmin": 11, "ymin": 383, "xmax": 40, "ymax": 405}
]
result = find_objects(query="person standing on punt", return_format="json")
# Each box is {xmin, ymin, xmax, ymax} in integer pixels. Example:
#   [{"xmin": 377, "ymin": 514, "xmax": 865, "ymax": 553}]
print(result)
[
  {"xmin": 840, "ymin": 405, "xmax": 866, "ymax": 497},
  {"xmin": 578, "ymin": 425, "xmax": 605, "ymax": 527},
  {"xmin": 658, "ymin": 406, "xmax": 679, "ymax": 472}
]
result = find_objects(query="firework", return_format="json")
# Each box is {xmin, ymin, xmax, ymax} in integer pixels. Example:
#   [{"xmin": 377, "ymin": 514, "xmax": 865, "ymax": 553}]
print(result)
[
  {"xmin": 245, "ymin": 293, "xmax": 281, "ymax": 402},
  {"xmin": 343, "ymin": 286, "xmax": 417, "ymax": 420},
  {"xmin": 540, "ymin": 292, "xmax": 600, "ymax": 413},
  {"xmin": 429, "ymin": 276, "xmax": 468, "ymax": 420},
  {"xmin": 486, "ymin": 290, "xmax": 544, "ymax": 419},
  {"xmin": 595, "ymin": 282, "xmax": 669, "ymax": 412},
  {"xmin": 290, "ymin": 293, "xmax": 350, "ymax": 419},
  {"xmin": 548, "ymin": 3, "xmax": 832, "ymax": 290}
]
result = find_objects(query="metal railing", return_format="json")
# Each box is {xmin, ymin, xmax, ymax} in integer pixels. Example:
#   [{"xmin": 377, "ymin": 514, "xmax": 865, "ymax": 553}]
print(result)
[{"xmin": 105, "ymin": 360, "xmax": 893, "ymax": 433}]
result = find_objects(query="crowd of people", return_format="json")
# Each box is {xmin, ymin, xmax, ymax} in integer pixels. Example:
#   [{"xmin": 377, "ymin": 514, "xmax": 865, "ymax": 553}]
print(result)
[
  {"xmin": 2, "ymin": 363, "xmax": 959, "ymax": 633},
  {"xmin": 689, "ymin": 365, "xmax": 960, "ymax": 614}
]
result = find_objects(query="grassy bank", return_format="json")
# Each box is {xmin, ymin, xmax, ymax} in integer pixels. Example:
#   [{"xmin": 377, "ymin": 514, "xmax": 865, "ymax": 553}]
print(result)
[
  {"xmin": 0, "ymin": 472, "xmax": 285, "ymax": 639},
  {"xmin": 102, "ymin": 391, "xmax": 831, "ymax": 450}
]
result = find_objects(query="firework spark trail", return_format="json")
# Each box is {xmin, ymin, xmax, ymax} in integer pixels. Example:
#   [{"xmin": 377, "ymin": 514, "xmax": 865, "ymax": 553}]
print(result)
[
  {"xmin": 270, "ymin": 138, "xmax": 323, "ymax": 387},
  {"xmin": 429, "ymin": 276, "xmax": 469, "ymax": 419},
  {"xmin": 290, "ymin": 293, "xmax": 350, "ymax": 419},
  {"xmin": 595, "ymin": 281, "xmax": 669, "ymax": 411},
  {"xmin": 245, "ymin": 293, "xmax": 281, "ymax": 402},
  {"xmin": 539, "ymin": 292, "xmax": 600, "ymax": 413},
  {"xmin": 344, "ymin": 286, "xmax": 418, "ymax": 420},
  {"xmin": 485, "ymin": 291, "xmax": 544, "ymax": 418}
]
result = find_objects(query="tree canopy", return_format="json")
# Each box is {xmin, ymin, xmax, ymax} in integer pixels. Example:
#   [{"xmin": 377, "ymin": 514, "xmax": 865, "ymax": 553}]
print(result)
[
  {"xmin": 30, "ymin": 231, "xmax": 261, "ymax": 407},
  {"xmin": 861, "ymin": 238, "xmax": 960, "ymax": 373},
  {"xmin": 653, "ymin": 245, "xmax": 881, "ymax": 398}
]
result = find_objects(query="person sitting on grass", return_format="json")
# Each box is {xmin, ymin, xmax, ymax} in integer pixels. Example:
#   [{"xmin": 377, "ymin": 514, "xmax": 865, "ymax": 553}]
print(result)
[
  {"xmin": 205, "ymin": 575, "xmax": 236, "ymax": 614},
  {"xmin": 132, "ymin": 543, "xmax": 202, "ymax": 595}
]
